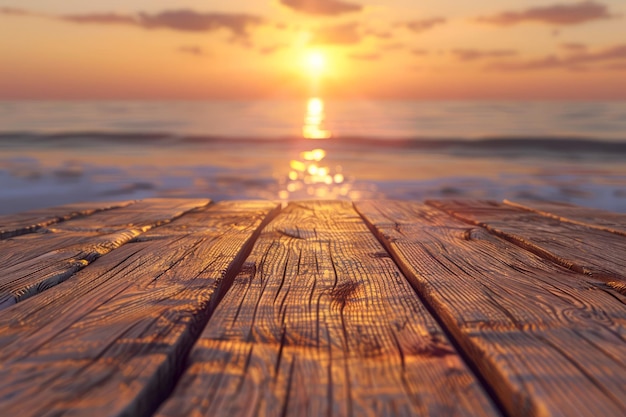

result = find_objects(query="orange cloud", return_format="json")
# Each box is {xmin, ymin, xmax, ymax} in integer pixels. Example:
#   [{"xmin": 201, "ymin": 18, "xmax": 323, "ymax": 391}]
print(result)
[
  {"xmin": 178, "ymin": 45, "xmax": 208, "ymax": 56},
  {"xmin": 310, "ymin": 22, "xmax": 362, "ymax": 45},
  {"xmin": 566, "ymin": 44, "xmax": 626, "ymax": 63},
  {"xmin": 348, "ymin": 52, "xmax": 380, "ymax": 61},
  {"xmin": 477, "ymin": 2, "xmax": 615, "ymax": 26},
  {"xmin": 488, "ymin": 55, "xmax": 577, "ymax": 71},
  {"xmin": 259, "ymin": 44, "xmax": 288, "ymax": 55},
  {"xmin": 137, "ymin": 10, "xmax": 263, "ymax": 38},
  {"xmin": 61, "ymin": 13, "xmax": 138, "ymax": 25},
  {"xmin": 452, "ymin": 49, "xmax": 518, "ymax": 61},
  {"xmin": 280, "ymin": 0, "xmax": 362, "ymax": 16},
  {"xmin": 364, "ymin": 29, "xmax": 393, "ymax": 39},
  {"xmin": 0, "ymin": 7, "xmax": 37, "ymax": 16},
  {"xmin": 404, "ymin": 17, "xmax": 446, "ymax": 33},
  {"xmin": 488, "ymin": 44, "xmax": 626, "ymax": 71},
  {"xmin": 380, "ymin": 42, "xmax": 405, "ymax": 51},
  {"xmin": 605, "ymin": 62, "xmax": 626, "ymax": 71},
  {"xmin": 2, "ymin": 7, "xmax": 264, "ymax": 40},
  {"xmin": 560, "ymin": 42, "xmax": 588, "ymax": 51}
]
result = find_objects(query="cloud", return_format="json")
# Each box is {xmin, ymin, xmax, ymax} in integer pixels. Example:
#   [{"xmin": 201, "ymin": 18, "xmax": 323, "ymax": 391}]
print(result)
[
  {"xmin": 2, "ymin": 7, "xmax": 264, "ymax": 40},
  {"xmin": 411, "ymin": 49, "xmax": 430, "ymax": 56},
  {"xmin": 452, "ymin": 49, "xmax": 518, "ymax": 61},
  {"xmin": 568, "ymin": 44, "xmax": 626, "ymax": 62},
  {"xmin": 259, "ymin": 44, "xmax": 288, "ymax": 55},
  {"xmin": 310, "ymin": 22, "xmax": 362, "ymax": 45},
  {"xmin": 404, "ymin": 17, "xmax": 446, "ymax": 33},
  {"xmin": 0, "ymin": 7, "xmax": 35, "ymax": 16},
  {"xmin": 605, "ymin": 63, "xmax": 626, "ymax": 71},
  {"xmin": 348, "ymin": 52, "xmax": 380, "ymax": 61},
  {"xmin": 178, "ymin": 45, "xmax": 208, "ymax": 56},
  {"xmin": 489, "ymin": 55, "xmax": 562, "ymax": 71},
  {"xmin": 61, "ymin": 13, "xmax": 138, "ymax": 25},
  {"xmin": 364, "ymin": 29, "xmax": 393, "ymax": 39},
  {"xmin": 488, "ymin": 43, "xmax": 626, "ymax": 71},
  {"xmin": 560, "ymin": 42, "xmax": 588, "ymax": 51},
  {"xmin": 137, "ymin": 10, "xmax": 262, "ymax": 37},
  {"xmin": 477, "ymin": 2, "xmax": 615, "ymax": 26},
  {"xmin": 280, "ymin": 0, "xmax": 362, "ymax": 16},
  {"xmin": 380, "ymin": 42, "xmax": 405, "ymax": 52}
]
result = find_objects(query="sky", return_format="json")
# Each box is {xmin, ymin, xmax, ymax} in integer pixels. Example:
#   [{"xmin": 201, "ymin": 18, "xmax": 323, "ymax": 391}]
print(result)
[{"xmin": 1, "ymin": 0, "xmax": 626, "ymax": 99}]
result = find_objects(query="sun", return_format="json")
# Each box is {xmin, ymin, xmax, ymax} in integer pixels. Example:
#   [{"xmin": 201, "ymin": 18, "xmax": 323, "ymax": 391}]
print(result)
[{"xmin": 306, "ymin": 51, "xmax": 326, "ymax": 75}]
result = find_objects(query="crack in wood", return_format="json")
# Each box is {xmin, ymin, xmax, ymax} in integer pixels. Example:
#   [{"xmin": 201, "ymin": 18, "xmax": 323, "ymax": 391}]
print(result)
[{"xmin": 357, "ymin": 200, "xmax": 626, "ymax": 417}]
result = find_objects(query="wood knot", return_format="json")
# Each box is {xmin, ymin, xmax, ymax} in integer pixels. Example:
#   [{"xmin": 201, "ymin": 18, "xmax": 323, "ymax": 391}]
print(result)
[
  {"xmin": 329, "ymin": 281, "xmax": 361, "ymax": 305},
  {"xmin": 414, "ymin": 338, "xmax": 456, "ymax": 358},
  {"xmin": 239, "ymin": 261, "xmax": 257, "ymax": 278},
  {"xmin": 461, "ymin": 228, "xmax": 485, "ymax": 241}
]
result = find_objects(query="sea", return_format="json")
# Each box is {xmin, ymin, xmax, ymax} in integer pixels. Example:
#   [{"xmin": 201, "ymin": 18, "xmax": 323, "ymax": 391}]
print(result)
[{"xmin": 1, "ymin": 100, "xmax": 625, "ymax": 214}]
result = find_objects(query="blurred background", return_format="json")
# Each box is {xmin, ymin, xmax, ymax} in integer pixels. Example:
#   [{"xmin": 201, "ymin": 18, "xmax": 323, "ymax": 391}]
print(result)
[{"xmin": 1, "ymin": 0, "xmax": 625, "ymax": 213}]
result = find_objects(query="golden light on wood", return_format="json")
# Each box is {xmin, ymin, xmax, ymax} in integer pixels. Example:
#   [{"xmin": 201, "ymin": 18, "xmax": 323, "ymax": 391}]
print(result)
[{"xmin": 4, "ymin": 197, "xmax": 626, "ymax": 417}]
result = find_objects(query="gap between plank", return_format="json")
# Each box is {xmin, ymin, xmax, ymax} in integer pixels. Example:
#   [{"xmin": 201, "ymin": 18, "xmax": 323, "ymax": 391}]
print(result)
[
  {"xmin": 353, "ymin": 201, "xmax": 510, "ymax": 417},
  {"xmin": 0, "ymin": 200, "xmax": 136, "ymax": 240},
  {"xmin": 145, "ymin": 203, "xmax": 282, "ymax": 417},
  {"xmin": 0, "ymin": 199, "xmax": 213, "ymax": 310},
  {"xmin": 425, "ymin": 200, "xmax": 625, "ymax": 291},
  {"xmin": 503, "ymin": 199, "xmax": 626, "ymax": 238}
]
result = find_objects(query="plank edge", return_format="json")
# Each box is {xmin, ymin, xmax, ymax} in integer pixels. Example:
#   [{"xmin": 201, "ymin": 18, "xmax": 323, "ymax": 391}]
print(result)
[
  {"xmin": 503, "ymin": 199, "xmax": 626, "ymax": 238},
  {"xmin": 353, "ymin": 200, "xmax": 508, "ymax": 417}
]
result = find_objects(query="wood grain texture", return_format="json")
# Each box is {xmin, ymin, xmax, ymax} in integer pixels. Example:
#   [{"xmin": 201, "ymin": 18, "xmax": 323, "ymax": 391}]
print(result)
[
  {"xmin": 504, "ymin": 199, "xmax": 626, "ymax": 237},
  {"xmin": 0, "ymin": 198, "xmax": 209, "ymax": 309},
  {"xmin": 0, "ymin": 201, "xmax": 279, "ymax": 417},
  {"xmin": 356, "ymin": 200, "xmax": 626, "ymax": 417},
  {"xmin": 157, "ymin": 201, "xmax": 498, "ymax": 417},
  {"xmin": 0, "ymin": 200, "xmax": 134, "ymax": 239},
  {"xmin": 428, "ymin": 199, "xmax": 626, "ymax": 294}
]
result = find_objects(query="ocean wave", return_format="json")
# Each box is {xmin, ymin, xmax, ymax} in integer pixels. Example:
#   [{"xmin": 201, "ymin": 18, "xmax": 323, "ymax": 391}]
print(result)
[{"xmin": 2, "ymin": 132, "xmax": 626, "ymax": 155}]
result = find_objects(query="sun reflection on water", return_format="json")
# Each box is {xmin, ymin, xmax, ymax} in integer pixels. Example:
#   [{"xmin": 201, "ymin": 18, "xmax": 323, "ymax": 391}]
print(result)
[
  {"xmin": 302, "ymin": 98, "xmax": 332, "ymax": 140},
  {"xmin": 279, "ymin": 97, "xmax": 354, "ymax": 200}
]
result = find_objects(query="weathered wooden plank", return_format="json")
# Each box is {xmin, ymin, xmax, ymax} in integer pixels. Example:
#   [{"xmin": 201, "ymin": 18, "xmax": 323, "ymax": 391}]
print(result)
[
  {"xmin": 0, "ymin": 198, "xmax": 209, "ymax": 309},
  {"xmin": 428, "ymin": 199, "xmax": 626, "ymax": 293},
  {"xmin": 157, "ymin": 201, "xmax": 498, "ymax": 417},
  {"xmin": 504, "ymin": 199, "xmax": 626, "ymax": 237},
  {"xmin": 0, "ymin": 200, "xmax": 135, "ymax": 239},
  {"xmin": 356, "ymin": 200, "xmax": 626, "ymax": 417},
  {"xmin": 0, "ymin": 201, "xmax": 279, "ymax": 417}
]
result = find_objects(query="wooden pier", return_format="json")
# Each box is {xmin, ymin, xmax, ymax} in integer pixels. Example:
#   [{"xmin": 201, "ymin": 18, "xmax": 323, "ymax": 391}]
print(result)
[{"xmin": 0, "ymin": 198, "xmax": 625, "ymax": 417}]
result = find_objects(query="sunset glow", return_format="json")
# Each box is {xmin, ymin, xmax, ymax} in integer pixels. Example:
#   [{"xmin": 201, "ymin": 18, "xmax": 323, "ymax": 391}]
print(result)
[
  {"xmin": 1, "ymin": 1, "xmax": 625, "ymax": 99},
  {"xmin": 306, "ymin": 51, "xmax": 326, "ymax": 76}
]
